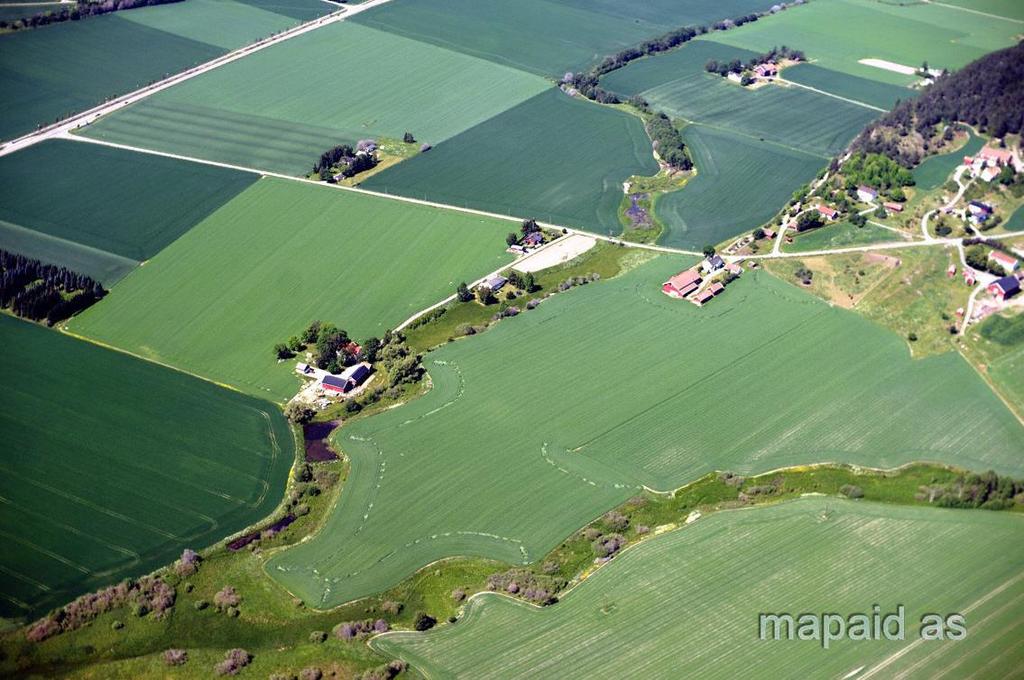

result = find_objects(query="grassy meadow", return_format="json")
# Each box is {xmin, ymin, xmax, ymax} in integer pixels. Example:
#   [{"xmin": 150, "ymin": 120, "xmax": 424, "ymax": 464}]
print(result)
[
  {"xmin": 654, "ymin": 125, "xmax": 823, "ymax": 250},
  {"xmin": 0, "ymin": 315, "xmax": 294, "ymax": 620},
  {"xmin": 69, "ymin": 178, "xmax": 514, "ymax": 401},
  {"xmin": 0, "ymin": 139, "xmax": 256, "ymax": 284},
  {"xmin": 362, "ymin": 89, "xmax": 658, "ymax": 235},
  {"xmin": 706, "ymin": 0, "xmax": 1022, "ymax": 84},
  {"xmin": 375, "ymin": 498, "xmax": 1024, "ymax": 679},
  {"xmin": 81, "ymin": 21, "xmax": 550, "ymax": 174},
  {"xmin": 353, "ymin": 0, "xmax": 778, "ymax": 76},
  {"xmin": 266, "ymin": 256, "xmax": 1024, "ymax": 610},
  {"xmin": 783, "ymin": 220, "xmax": 910, "ymax": 252}
]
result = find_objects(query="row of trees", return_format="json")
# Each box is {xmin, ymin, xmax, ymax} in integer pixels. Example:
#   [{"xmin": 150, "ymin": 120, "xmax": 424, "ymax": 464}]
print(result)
[
  {"xmin": 646, "ymin": 112, "xmax": 692, "ymax": 170},
  {"xmin": 852, "ymin": 41, "xmax": 1024, "ymax": 166},
  {"xmin": 0, "ymin": 0, "xmax": 184, "ymax": 32},
  {"xmin": 0, "ymin": 249, "xmax": 105, "ymax": 325}
]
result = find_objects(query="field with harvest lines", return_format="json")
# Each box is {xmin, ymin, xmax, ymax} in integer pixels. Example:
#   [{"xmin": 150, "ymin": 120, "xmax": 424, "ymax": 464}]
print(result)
[
  {"xmin": 0, "ymin": 315, "xmax": 293, "ymax": 620},
  {"xmin": 374, "ymin": 497, "xmax": 1024, "ymax": 679},
  {"xmin": 265, "ymin": 255, "xmax": 1024, "ymax": 610},
  {"xmin": 80, "ymin": 21, "xmax": 551, "ymax": 174},
  {"xmin": 68, "ymin": 178, "xmax": 515, "ymax": 401}
]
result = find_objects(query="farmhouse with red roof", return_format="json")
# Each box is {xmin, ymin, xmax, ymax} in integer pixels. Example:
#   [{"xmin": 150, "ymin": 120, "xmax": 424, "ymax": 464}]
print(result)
[
  {"xmin": 662, "ymin": 269, "xmax": 702, "ymax": 298},
  {"xmin": 988, "ymin": 250, "xmax": 1020, "ymax": 273}
]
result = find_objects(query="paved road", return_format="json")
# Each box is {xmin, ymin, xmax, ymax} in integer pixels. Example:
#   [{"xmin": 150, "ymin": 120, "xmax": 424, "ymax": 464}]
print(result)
[{"xmin": 0, "ymin": 0, "xmax": 394, "ymax": 156}]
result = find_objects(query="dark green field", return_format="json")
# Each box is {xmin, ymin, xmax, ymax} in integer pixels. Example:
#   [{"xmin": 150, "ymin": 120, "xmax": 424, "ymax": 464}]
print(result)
[
  {"xmin": 362, "ymin": 89, "xmax": 658, "ymax": 235},
  {"xmin": 781, "ymin": 63, "xmax": 912, "ymax": 110},
  {"xmin": 0, "ymin": 316, "xmax": 294, "ymax": 620},
  {"xmin": 0, "ymin": 139, "xmax": 256, "ymax": 283},
  {"xmin": 0, "ymin": 15, "xmax": 222, "ymax": 141},
  {"xmin": 354, "ymin": 0, "xmax": 777, "ymax": 76},
  {"xmin": 656, "ymin": 125, "xmax": 823, "ymax": 250}
]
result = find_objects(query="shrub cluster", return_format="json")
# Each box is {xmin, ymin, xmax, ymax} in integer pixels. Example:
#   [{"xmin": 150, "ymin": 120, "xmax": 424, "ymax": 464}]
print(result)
[
  {"xmin": 26, "ymin": 576, "xmax": 175, "ymax": 642},
  {"xmin": 334, "ymin": 618, "xmax": 389, "ymax": 640},
  {"xmin": 355, "ymin": 660, "xmax": 408, "ymax": 680},
  {"xmin": 214, "ymin": 648, "xmax": 252, "ymax": 676},
  {"xmin": 163, "ymin": 649, "xmax": 188, "ymax": 667},
  {"xmin": 486, "ymin": 568, "xmax": 564, "ymax": 605},
  {"xmin": 917, "ymin": 471, "xmax": 1023, "ymax": 510}
]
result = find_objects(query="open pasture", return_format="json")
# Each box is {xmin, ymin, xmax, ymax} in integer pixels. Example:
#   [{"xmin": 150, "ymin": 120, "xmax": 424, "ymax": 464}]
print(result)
[
  {"xmin": 353, "ymin": 0, "xmax": 778, "ymax": 77},
  {"xmin": 706, "ymin": 0, "xmax": 1021, "ymax": 85},
  {"xmin": 783, "ymin": 220, "xmax": 910, "ymax": 252},
  {"xmin": 362, "ymin": 89, "xmax": 658, "ymax": 235},
  {"xmin": 0, "ymin": 315, "xmax": 294, "ymax": 620},
  {"xmin": 654, "ymin": 125, "xmax": 823, "ymax": 250},
  {"xmin": 0, "ymin": 139, "xmax": 256, "ymax": 284},
  {"xmin": 374, "ymin": 498, "xmax": 1024, "ymax": 679},
  {"xmin": 602, "ymin": 40, "xmax": 879, "ymax": 159},
  {"xmin": 69, "ymin": 178, "xmax": 514, "ymax": 401},
  {"xmin": 266, "ymin": 256, "xmax": 1024, "ymax": 609},
  {"xmin": 81, "ymin": 21, "xmax": 550, "ymax": 175}
]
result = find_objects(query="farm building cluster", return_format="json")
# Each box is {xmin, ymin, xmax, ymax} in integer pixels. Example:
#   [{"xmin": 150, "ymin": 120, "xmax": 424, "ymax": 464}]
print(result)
[
  {"xmin": 295, "ymin": 359, "xmax": 373, "ymax": 403},
  {"xmin": 662, "ymin": 254, "xmax": 742, "ymax": 306},
  {"xmin": 963, "ymin": 145, "xmax": 1022, "ymax": 183}
]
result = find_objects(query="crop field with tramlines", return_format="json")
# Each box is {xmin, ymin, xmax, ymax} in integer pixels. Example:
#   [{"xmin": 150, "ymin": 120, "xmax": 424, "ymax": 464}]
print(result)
[
  {"xmin": 0, "ymin": 0, "xmax": 327, "ymax": 141},
  {"xmin": 352, "ymin": 0, "xmax": 779, "ymax": 77},
  {"xmin": 362, "ymin": 89, "xmax": 658, "ymax": 235},
  {"xmin": 68, "ymin": 178, "xmax": 514, "ymax": 401},
  {"xmin": 0, "ymin": 315, "xmax": 293, "ymax": 620},
  {"xmin": 0, "ymin": 139, "xmax": 256, "ymax": 284},
  {"xmin": 373, "ymin": 497, "xmax": 1024, "ymax": 679},
  {"xmin": 81, "ymin": 21, "xmax": 550, "ymax": 174},
  {"xmin": 266, "ymin": 256, "xmax": 1024, "ymax": 610},
  {"xmin": 654, "ymin": 125, "xmax": 823, "ymax": 250}
]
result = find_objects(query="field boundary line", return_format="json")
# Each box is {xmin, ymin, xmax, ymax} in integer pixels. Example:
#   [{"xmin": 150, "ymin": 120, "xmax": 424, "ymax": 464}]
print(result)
[
  {"xmin": 921, "ymin": 0, "xmax": 1024, "ymax": 23},
  {"xmin": 776, "ymin": 78, "xmax": 887, "ymax": 112}
]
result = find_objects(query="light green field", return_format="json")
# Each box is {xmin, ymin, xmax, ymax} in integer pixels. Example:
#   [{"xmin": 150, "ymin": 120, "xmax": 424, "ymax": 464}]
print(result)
[
  {"xmin": 362, "ymin": 89, "xmax": 658, "ymax": 235},
  {"xmin": 266, "ymin": 257, "xmax": 1024, "ymax": 609},
  {"xmin": 119, "ymin": 0, "xmax": 319, "ymax": 50},
  {"xmin": 602, "ymin": 40, "xmax": 879, "ymax": 158},
  {"xmin": 81, "ymin": 21, "xmax": 550, "ymax": 174},
  {"xmin": 374, "ymin": 498, "xmax": 1024, "ymax": 679},
  {"xmin": 0, "ymin": 139, "xmax": 256, "ymax": 284},
  {"xmin": 353, "ymin": 0, "xmax": 778, "ymax": 76},
  {"xmin": 69, "ymin": 178, "xmax": 514, "ymax": 401},
  {"xmin": 706, "ymin": 0, "xmax": 1022, "ymax": 85},
  {"xmin": 932, "ymin": 0, "xmax": 1024, "ymax": 21},
  {"xmin": 655, "ymin": 125, "xmax": 824, "ymax": 250},
  {"xmin": 0, "ymin": 315, "xmax": 294, "ymax": 620},
  {"xmin": 784, "ymin": 220, "xmax": 910, "ymax": 252}
]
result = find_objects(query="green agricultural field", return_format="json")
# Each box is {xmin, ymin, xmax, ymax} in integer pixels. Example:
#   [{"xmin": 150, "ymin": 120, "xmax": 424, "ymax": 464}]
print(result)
[
  {"xmin": 69, "ymin": 178, "xmax": 514, "ymax": 401},
  {"xmin": 0, "ymin": 315, "xmax": 293, "ymax": 620},
  {"xmin": 354, "ymin": 0, "xmax": 778, "ymax": 77},
  {"xmin": 374, "ymin": 498, "xmax": 1024, "ymax": 679},
  {"xmin": 783, "ymin": 220, "xmax": 910, "ymax": 252},
  {"xmin": 602, "ymin": 40, "xmax": 880, "ymax": 158},
  {"xmin": 266, "ymin": 256, "xmax": 1024, "ymax": 609},
  {"xmin": 707, "ymin": 0, "xmax": 1021, "ymax": 85},
  {"xmin": 81, "ymin": 21, "xmax": 550, "ymax": 174},
  {"xmin": 0, "ymin": 139, "xmax": 256, "ymax": 284},
  {"xmin": 913, "ymin": 132, "xmax": 985, "ymax": 190},
  {"xmin": 781, "ymin": 63, "xmax": 912, "ymax": 110},
  {"xmin": 654, "ymin": 125, "xmax": 823, "ymax": 250},
  {"xmin": 118, "ymin": 0, "xmax": 326, "ymax": 50},
  {"xmin": 362, "ymin": 89, "xmax": 658, "ymax": 235},
  {"xmin": 931, "ymin": 0, "xmax": 1024, "ymax": 21},
  {"xmin": 0, "ymin": 14, "xmax": 222, "ymax": 141}
]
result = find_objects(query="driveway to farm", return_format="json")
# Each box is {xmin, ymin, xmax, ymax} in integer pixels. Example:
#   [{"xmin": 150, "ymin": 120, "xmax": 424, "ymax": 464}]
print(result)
[{"xmin": 0, "ymin": 0, "xmax": 394, "ymax": 155}]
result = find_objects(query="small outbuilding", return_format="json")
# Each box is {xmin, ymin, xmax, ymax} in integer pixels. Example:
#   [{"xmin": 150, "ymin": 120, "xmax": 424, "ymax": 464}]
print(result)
[
  {"xmin": 988, "ymin": 276, "xmax": 1020, "ymax": 301},
  {"xmin": 856, "ymin": 185, "xmax": 878, "ymax": 203}
]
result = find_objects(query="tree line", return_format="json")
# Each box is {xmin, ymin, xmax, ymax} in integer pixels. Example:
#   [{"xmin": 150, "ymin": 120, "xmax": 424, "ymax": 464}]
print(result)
[
  {"xmin": 0, "ymin": 0, "xmax": 185, "ymax": 32},
  {"xmin": 704, "ymin": 45, "xmax": 805, "ymax": 78},
  {"xmin": 851, "ymin": 41, "xmax": 1024, "ymax": 167},
  {"xmin": 0, "ymin": 249, "xmax": 105, "ymax": 325}
]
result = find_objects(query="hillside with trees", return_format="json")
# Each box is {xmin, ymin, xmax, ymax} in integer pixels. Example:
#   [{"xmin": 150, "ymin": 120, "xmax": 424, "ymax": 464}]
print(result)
[{"xmin": 852, "ymin": 41, "xmax": 1024, "ymax": 166}]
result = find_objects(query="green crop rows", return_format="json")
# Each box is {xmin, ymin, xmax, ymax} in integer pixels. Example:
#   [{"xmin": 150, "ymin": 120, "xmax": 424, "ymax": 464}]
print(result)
[
  {"xmin": 82, "ymin": 21, "xmax": 550, "ymax": 175},
  {"xmin": 266, "ymin": 257, "xmax": 1024, "ymax": 609},
  {"xmin": 0, "ymin": 139, "xmax": 256, "ymax": 284},
  {"xmin": 69, "ymin": 178, "xmax": 514, "ymax": 401},
  {"xmin": 0, "ymin": 315, "xmax": 293, "ymax": 619},
  {"xmin": 375, "ymin": 497, "xmax": 1024, "ymax": 679}
]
